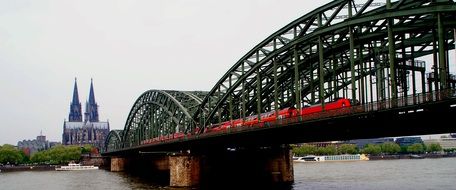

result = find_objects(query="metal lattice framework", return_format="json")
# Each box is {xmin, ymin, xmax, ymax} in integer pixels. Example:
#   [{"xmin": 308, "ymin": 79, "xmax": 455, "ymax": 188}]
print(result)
[
  {"xmin": 194, "ymin": 0, "xmax": 456, "ymax": 128},
  {"xmin": 105, "ymin": 130, "xmax": 123, "ymax": 152},
  {"xmin": 106, "ymin": 0, "xmax": 456, "ymax": 152},
  {"xmin": 121, "ymin": 90, "xmax": 207, "ymax": 148}
]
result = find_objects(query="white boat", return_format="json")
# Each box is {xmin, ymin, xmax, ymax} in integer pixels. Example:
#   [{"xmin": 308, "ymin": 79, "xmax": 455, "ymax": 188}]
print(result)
[
  {"xmin": 55, "ymin": 163, "xmax": 99, "ymax": 171},
  {"xmin": 293, "ymin": 154, "xmax": 369, "ymax": 162},
  {"xmin": 293, "ymin": 155, "xmax": 324, "ymax": 162}
]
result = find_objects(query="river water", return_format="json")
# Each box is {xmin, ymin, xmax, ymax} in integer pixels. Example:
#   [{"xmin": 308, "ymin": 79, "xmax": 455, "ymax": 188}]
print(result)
[{"xmin": 1, "ymin": 158, "xmax": 455, "ymax": 190}]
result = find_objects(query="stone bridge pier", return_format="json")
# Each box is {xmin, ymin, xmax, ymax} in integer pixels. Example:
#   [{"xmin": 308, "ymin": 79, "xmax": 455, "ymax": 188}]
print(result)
[{"xmin": 108, "ymin": 145, "xmax": 293, "ymax": 187}]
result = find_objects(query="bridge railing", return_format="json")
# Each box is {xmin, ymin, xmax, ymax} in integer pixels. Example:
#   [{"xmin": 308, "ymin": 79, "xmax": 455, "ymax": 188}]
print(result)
[
  {"xmin": 126, "ymin": 89, "xmax": 456, "ymax": 147},
  {"xmin": 362, "ymin": 89, "xmax": 456, "ymax": 113},
  {"xmin": 205, "ymin": 89, "xmax": 456, "ymax": 135}
]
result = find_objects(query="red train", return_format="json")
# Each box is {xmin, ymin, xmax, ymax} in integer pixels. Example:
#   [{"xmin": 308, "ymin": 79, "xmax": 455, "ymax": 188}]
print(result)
[
  {"xmin": 141, "ymin": 98, "xmax": 351, "ymax": 145},
  {"xmin": 206, "ymin": 98, "xmax": 351, "ymax": 132}
]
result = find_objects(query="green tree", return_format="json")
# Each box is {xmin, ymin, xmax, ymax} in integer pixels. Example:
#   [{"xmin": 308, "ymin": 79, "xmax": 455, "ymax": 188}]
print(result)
[
  {"xmin": 317, "ymin": 145, "xmax": 337, "ymax": 155},
  {"xmin": 338, "ymin": 144, "xmax": 358, "ymax": 154},
  {"xmin": 30, "ymin": 151, "xmax": 50, "ymax": 164},
  {"xmin": 361, "ymin": 144, "xmax": 382, "ymax": 155},
  {"xmin": 0, "ymin": 144, "xmax": 24, "ymax": 165},
  {"xmin": 292, "ymin": 144, "xmax": 317, "ymax": 156},
  {"xmin": 19, "ymin": 151, "xmax": 30, "ymax": 164},
  {"xmin": 399, "ymin": 146, "xmax": 409, "ymax": 154},
  {"xmin": 426, "ymin": 143, "xmax": 442, "ymax": 153},
  {"xmin": 31, "ymin": 145, "xmax": 82, "ymax": 164},
  {"xmin": 81, "ymin": 145, "xmax": 94, "ymax": 154},
  {"xmin": 381, "ymin": 142, "xmax": 401, "ymax": 155},
  {"xmin": 407, "ymin": 143, "xmax": 425, "ymax": 154},
  {"xmin": 444, "ymin": 148, "xmax": 456, "ymax": 153}
]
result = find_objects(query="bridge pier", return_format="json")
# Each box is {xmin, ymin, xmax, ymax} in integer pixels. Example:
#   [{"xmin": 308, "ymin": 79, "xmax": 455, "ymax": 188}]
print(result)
[
  {"xmin": 265, "ymin": 146, "xmax": 294, "ymax": 183},
  {"xmin": 198, "ymin": 145, "xmax": 294, "ymax": 187},
  {"xmin": 169, "ymin": 154, "xmax": 201, "ymax": 187},
  {"xmin": 110, "ymin": 157, "xmax": 127, "ymax": 172}
]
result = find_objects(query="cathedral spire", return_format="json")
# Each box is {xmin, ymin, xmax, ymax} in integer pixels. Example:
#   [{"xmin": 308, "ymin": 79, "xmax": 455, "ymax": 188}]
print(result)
[
  {"xmin": 68, "ymin": 78, "xmax": 82, "ymax": 122},
  {"xmin": 85, "ymin": 78, "xmax": 99, "ymax": 122},
  {"xmin": 88, "ymin": 78, "xmax": 96, "ymax": 105},
  {"xmin": 72, "ymin": 78, "xmax": 80, "ymax": 104}
]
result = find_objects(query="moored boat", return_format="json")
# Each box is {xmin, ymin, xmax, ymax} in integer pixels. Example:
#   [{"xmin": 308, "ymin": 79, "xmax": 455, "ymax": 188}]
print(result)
[
  {"xmin": 293, "ymin": 155, "xmax": 324, "ymax": 162},
  {"xmin": 55, "ymin": 163, "xmax": 98, "ymax": 171},
  {"xmin": 293, "ymin": 154, "xmax": 369, "ymax": 162}
]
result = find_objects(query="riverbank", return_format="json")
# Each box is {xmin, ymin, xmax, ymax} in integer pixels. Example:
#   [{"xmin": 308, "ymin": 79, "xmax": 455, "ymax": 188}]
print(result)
[
  {"xmin": 0, "ymin": 165, "xmax": 57, "ymax": 172},
  {"xmin": 0, "ymin": 154, "xmax": 109, "ymax": 173},
  {"xmin": 368, "ymin": 153, "xmax": 456, "ymax": 160}
]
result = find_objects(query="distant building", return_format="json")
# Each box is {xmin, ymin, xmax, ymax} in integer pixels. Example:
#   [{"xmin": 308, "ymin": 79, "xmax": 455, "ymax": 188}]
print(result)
[
  {"xmin": 303, "ymin": 141, "xmax": 343, "ymax": 148},
  {"xmin": 17, "ymin": 132, "xmax": 50, "ymax": 156},
  {"xmin": 345, "ymin": 138, "xmax": 395, "ymax": 149},
  {"xmin": 395, "ymin": 137, "xmax": 423, "ymax": 147},
  {"xmin": 62, "ymin": 79, "xmax": 110, "ymax": 151},
  {"xmin": 49, "ymin": 141, "xmax": 61, "ymax": 148},
  {"xmin": 423, "ymin": 136, "xmax": 456, "ymax": 150}
]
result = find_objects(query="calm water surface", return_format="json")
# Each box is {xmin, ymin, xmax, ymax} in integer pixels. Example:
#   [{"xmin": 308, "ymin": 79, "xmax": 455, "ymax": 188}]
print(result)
[{"xmin": 1, "ymin": 158, "xmax": 455, "ymax": 190}]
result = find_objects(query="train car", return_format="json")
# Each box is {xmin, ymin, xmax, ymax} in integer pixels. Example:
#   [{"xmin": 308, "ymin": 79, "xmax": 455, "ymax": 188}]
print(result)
[
  {"xmin": 204, "ymin": 121, "xmax": 230, "ymax": 133},
  {"xmin": 300, "ymin": 98, "xmax": 351, "ymax": 115},
  {"xmin": 207, "ymin": 107, "xmax": 298, "ymax": 131},
  {"xmin": 150, "ymin": 99, "xmax": 352, "ymax": 141},
  {"xmin": 276, "ymin": 107, "xmax": 299, "ymax": 119},
  {"xmin": 173, "ymin": 132, "xmax": 186, "ymax": 139}
]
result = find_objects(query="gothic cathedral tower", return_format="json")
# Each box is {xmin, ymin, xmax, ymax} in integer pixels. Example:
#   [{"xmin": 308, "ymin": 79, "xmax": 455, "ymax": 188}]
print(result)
[
  {"xmin": 63, "ymin": 78, "xmax": 110, "ymax": 151},
  {"xmin": 68, "ymin": 78, "xmax": 82, "ymax": 122},
  {"xmin": 85, "ymin": 79, "xmax": 99, "ymax": 122}
]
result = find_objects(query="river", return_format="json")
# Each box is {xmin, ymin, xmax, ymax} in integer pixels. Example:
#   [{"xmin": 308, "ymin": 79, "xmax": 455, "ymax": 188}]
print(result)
[{"xmin": 1, "ymin": 158, "xmax": 455, "ymax": 190}]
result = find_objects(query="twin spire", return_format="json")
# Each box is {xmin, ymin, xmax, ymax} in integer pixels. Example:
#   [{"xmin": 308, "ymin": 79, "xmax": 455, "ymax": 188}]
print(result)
[{"xmin": 68, "ymin": 78, "xmax": 99, "ymax": 122}]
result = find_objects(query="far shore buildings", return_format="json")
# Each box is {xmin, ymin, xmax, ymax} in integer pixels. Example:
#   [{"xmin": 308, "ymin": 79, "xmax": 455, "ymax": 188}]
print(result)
[
  {"xmin": 423, "ymin": 134, "xmax": 456, "ymax": 150},
  {"xmin": 17, "ymin": 131, "xmax": 60, "ymax": 156},
  {"xmin": 62, "ymin": 79, "xmax": 109, "ymax": 151}
]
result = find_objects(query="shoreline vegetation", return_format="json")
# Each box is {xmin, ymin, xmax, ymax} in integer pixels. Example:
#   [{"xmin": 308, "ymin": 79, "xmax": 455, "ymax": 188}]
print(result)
[
  {"xmin": 292, "ymin": 142, "xmax": 456, "ymax": 162},
  {"xmin": 1, "ymin": 153, "xmax": 455, "ymax": 173},
  {"xmin": 2, "ymin": 142, "xmax": 456, "ymax": 172},
  {"xmin": 0, "ymin": 144, "xmax": 103, "ymax": 173},
  {"xmin": 369, "ymin": 153, "xmax": 456, "ymax": 160},
  {"xmin": 0, "ymin": 165, "xmax": 56, "ymax": 172}
]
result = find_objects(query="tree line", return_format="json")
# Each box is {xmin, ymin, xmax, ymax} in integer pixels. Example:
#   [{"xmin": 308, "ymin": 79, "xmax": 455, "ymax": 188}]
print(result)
[
  {"xmin": 292, "ymin": 142, "xmax": 444, "ymax": 156},
  {"xmin": 0, "ymin": 144, "xmax": 94, "ymax": 165}
]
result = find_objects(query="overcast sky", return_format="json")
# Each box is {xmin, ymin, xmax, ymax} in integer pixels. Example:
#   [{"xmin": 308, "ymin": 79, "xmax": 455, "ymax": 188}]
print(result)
[
  {"xmin": 1, "ymin": 0, "xmax": 452, "ymax": 145},
  {"xmin": 0, "ymin": 0, "xmax": 340, "ymax": 144}
]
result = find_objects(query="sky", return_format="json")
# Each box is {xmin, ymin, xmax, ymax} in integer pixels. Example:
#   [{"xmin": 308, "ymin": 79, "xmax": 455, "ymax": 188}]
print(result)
[
  {"xmin": 0, "ymin": 0, "xmax": 339, "ymax": 145},
  {"xmin": 0, "ymin": 0, "xmax": 452, "ymax": 145}
]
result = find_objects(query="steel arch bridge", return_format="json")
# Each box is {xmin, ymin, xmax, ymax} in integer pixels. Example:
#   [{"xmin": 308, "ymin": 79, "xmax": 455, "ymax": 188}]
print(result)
[
  {"xmin": 106, "ymin": 90, "xmax": 207, "ymax": 150},
  {"xmin": 105, "ymin": 0, "xmax": 456, "ymax": 152},
  {"xmin": 105, "ymin": 130, "xmax": 123, "ymax": 153}
]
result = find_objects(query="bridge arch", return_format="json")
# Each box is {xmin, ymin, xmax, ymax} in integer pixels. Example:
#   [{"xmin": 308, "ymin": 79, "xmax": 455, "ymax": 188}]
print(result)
[
  {"xmin": 194, "ymin": 0, "xmax": 456, "ymax": 128},
  {"xmin": 121, "ymin": 90, "xmax": 207, "ymax": 148},
  {"xmin": 103, "ymin": 0, "xmax": 456, "ymax": 154},
  {"xmin": 105, "ymin": 130, "xmax": 123, "ymax": 152}
]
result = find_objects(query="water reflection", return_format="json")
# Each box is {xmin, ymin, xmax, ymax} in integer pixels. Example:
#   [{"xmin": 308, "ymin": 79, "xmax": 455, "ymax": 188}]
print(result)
[{"xmin": 1, "ymin": 158, "xmax": 455, "ymax": 190}]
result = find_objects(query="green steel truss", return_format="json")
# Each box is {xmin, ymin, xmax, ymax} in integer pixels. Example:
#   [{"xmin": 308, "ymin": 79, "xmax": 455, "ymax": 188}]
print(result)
[
  {"xmin": 106, "ymin": 0, "xmax": 456, "ymax": 152},
  {"xmin": 194, "ymin": 0, "xmax": 456, "ymax": 128},
  {"xmin": 105, "ymin": 130, "xmax": 123, "ymax": 152},
  {"xmin": 121, "ymin": 90, "xmax": 207, "ymax": 148}
]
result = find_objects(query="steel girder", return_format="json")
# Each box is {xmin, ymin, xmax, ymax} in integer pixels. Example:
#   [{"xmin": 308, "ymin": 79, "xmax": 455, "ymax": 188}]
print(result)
[
  {"xmin": 195, "ymin": 0, "xmax": 456, "ymax": 128},
  {"xmin": 105, "ymin": 130, "xmax": 123, "ymax": 153},
  {"xmin": 121, "ymin": 90, "xmax": 207, "ymax": 148}
]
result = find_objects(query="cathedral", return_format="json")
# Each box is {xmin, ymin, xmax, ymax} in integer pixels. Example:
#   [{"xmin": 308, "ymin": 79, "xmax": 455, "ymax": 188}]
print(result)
[{"xmin": 62, "ymin": 78, "xmax": 110, "ymax": 151}]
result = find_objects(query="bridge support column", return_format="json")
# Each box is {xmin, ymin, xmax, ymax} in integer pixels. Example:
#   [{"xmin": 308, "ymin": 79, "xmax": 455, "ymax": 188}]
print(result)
[
  {"xmin": 169, "ymin": 154, "xmax": 200, "ymax": 187},
  {"xmin": 111, "ymin": 157, "xmax": 127, "ymax": 172},
  {"xmin": 266, "ymin": 146, "xmax": 294, "ymax": 183}
]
